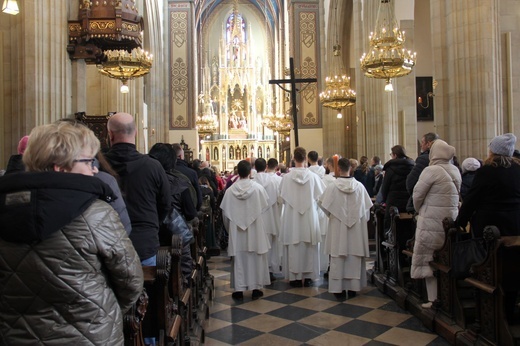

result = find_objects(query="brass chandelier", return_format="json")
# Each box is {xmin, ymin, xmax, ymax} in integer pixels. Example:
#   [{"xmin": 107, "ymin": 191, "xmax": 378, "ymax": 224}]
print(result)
[
  {"xmin": 97, "ymin": 48, "xmax": 153, "ymax": 93},
  {"xmin": 262, "ymin": 110, "xmax": 293, "ymax": 136},
  {"xmin": 319, "ymin": 0, "xmax": 356, "ymax": 119},
  {"xmin": 360, "ymin": 0, "xmax": 416, "ymax": 91}
]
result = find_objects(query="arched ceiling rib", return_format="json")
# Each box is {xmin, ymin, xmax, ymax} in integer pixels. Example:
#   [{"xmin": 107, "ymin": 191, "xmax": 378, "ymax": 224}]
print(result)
[{"xmin": 195, "ymin": 0, "xmax": 282, "ymax": 35}]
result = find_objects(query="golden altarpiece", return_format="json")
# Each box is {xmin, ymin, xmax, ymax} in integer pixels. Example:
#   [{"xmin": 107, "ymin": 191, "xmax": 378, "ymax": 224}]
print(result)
[{"xmin": 195, "ymin": 1, "xmax": 288, "ymax": 171}]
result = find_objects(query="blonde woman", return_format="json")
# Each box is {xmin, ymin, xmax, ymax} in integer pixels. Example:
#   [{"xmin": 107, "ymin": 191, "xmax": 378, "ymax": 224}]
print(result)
[{"xmin": 0, "ymin": 122, "xmax": 143, "ymax": 345}]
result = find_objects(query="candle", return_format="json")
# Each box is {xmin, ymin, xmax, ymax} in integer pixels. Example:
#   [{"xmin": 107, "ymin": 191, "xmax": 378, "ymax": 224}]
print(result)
[{"xmin": 333, "ymin": 154, "xmax": 339, "ymax": 178}]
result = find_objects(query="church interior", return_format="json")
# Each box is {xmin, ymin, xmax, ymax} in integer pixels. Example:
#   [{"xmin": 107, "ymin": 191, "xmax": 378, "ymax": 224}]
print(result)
[
  {"xmin": 1, "ymin": 0, "xmax": 518, "ymax": 169},
  {"xmin": 1, "ymin": 1, "xmax": 520, "ymax": 345}
]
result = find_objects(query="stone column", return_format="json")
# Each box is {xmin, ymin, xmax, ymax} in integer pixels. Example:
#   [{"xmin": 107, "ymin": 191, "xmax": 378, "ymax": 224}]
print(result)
[
  {"xmin": 167, "ymin": 1, "xmax": 197, "ymax": 129},
  {"xmin": 290, "ymin": 0, "xmax": 323, "ymax": 152},
  {"xmin": 430, "ymin": 0, "xmax": 502, "ymax": 158}
]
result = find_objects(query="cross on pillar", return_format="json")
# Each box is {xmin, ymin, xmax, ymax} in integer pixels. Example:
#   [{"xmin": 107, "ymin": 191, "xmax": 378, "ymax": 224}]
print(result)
[{"xmin": 269, "ymin": 57, "xmax": 317, "ymax": 147}]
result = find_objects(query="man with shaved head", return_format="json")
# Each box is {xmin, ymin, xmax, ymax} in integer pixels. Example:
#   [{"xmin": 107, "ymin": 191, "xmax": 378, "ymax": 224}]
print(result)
[{"xmin": 105, "ymin": 113, "xmax": 171, "ymax": 266}]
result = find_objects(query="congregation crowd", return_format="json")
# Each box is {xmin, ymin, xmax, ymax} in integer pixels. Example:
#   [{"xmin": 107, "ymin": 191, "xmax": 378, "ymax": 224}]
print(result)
[{"xmin": 1, "ymin": 112, "xmax": 520, "ymax": 344}]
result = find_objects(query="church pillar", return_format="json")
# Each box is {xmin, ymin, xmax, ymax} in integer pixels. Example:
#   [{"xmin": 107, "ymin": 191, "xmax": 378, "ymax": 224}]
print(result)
[
  {"xmin": 431, "ymin": 0, "xmax": 502, "ymax": 159},
  {"xmin": 0, "ymin": 0, "xmax": 76, "ymax": 163},
  {"xmin": 395, "ymin": 19, "xmax": 418, "ymax": 156},
  {"xmin": 143, "ymin": 0, "xmax": 169, "ymax": 146},
  {"xmin": 289, "ymin": 0, "xmax": 323, "ymax": 153},
  {"xmin": 71, "ymin": 60, "xmax": 87, "ymax": 114},
  {"xmin": 22, "ymin": 0, "xmax": 72, "ymax": 127},
  {"xmin": 167, "ymin": 1, "xmax": 199, "ymax": 151}
]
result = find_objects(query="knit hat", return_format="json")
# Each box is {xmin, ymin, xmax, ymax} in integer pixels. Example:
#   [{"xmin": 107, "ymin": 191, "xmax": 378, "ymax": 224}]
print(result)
[
  {"xmin": 17, "ymin": 135, "xmax": 29, "ymax": 155},
  {"xmin": 489, "ymin": 133, "xmax": 516, "ymax": 157},
  {"xmin": 461, "ymin": 158, "xmax": 480, "ymax": 174}
]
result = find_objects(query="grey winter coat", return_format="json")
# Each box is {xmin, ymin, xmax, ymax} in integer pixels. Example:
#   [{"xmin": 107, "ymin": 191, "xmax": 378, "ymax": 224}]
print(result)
[
  {"xmin": 0, "ymin": 172, "xmax": 144, "ymax": 345},
  {"xmin": 411, "ymin": 140, "xmax": 461, "ymax": 279}
]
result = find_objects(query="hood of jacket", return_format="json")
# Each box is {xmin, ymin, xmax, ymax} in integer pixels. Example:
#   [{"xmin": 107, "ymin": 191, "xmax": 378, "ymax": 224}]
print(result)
[
  {"xmin": 289, "ymin": 167, "xmax": 312, "ymax": 185},
  {"xmin": 429, "ymin": 139, "xmax": 455, "ymax": 165},
  {"xmin": 229, "ymin": 178, "xmax": 255, "ymax": 200},
  {"xmin": 0, "ymin": 172, "xmax": 115, "ymax": 243},
  {"xmin": 334, "ymin": 177, "xmax": 358, "ymax": 194},
  {"xmin": 104, "ymin": 143, "xmax": 152, "ymax": 177}
]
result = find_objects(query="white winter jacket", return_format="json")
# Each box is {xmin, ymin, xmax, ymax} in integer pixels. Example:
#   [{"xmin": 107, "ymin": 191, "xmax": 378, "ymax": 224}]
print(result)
[{"xmin": 411, "ymin": 140, "xmax": 461, "ymax": 279}]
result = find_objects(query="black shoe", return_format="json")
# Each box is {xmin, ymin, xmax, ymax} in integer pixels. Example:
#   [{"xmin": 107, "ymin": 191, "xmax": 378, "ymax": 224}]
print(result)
[
  {"xmin": 303, "ymin": 278, "xmax": 313, "ymax": 287},
  {"xmin": 289, "ymin": 280, "xmax": 303, "ymax": 287},
  {"xmin": 269, "ymin": 272, "xmax": 277, "ymax": 283},
  {"xmin": 252, "ymin": 289, "xmax": 264, "ymax": 300},
  {"xmin": 323, "ymin": 271, "xmax": 329, "ymax": 279},
  {"xmin": 232, "ymin": 291, "xmax": 243, "ymax": 300},
  {"xmin": 334, "ymin": 291, "xmax": 347, "ymax": 299},
  {"xmin": 347, "ymin": 290, "xmax": 357, "ymax": 298}
]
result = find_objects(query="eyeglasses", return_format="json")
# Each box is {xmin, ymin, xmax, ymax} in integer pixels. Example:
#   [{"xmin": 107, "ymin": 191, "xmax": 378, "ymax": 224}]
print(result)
[{"xmin": 73, "ymin": 158, "xmax": 96, "ymax": 169}]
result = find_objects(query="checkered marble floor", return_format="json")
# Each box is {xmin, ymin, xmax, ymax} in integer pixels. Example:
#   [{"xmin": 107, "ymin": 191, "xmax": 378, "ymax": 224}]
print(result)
[{"xmin": 205, "ymin": 255, "xmax": 450, "ymax": 346}]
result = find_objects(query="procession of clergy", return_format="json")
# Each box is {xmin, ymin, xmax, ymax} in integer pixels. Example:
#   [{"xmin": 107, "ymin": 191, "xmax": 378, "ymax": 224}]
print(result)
[{"xmin": 220, "ymin": 146, "xmax": 372, "ymax": 300}]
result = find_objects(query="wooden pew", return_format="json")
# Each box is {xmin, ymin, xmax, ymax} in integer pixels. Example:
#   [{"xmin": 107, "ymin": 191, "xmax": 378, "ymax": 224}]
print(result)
[
  {"xmin": 456, "ymin": 226, "xmax": 520, "ymax": 346},
  {"xmin": 368, "ymin": 204, "xmax": 387, "ymax": 289},
  {"xmin": 427, "ymin": 217, "xmax": 471, "ymax": 343},
  {"xmin": 124, "ymin": 236, "xmax": 185, "ymax": 346},
  {"xmin": 123, "ymin": 282, "xmax": 149, "ymax": 346},
  {"xmin": 375, "ymin": 206, "xmax": 416, "ymax": 308}
]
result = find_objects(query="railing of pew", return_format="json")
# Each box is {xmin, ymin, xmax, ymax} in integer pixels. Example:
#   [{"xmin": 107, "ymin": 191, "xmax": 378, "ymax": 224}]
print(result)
[
  {"xmin": 123, "ymin": 288, "xmax": 149, "ymax": 346},
  {"xmin": 458, "ymin": 226, "xmax": 520, "ymax": 346},
  {"xmin": 382, "ymin": 206, "xmax": 415, "ymax": 287},
  {"xmin": 430, "ymin": 217, "xmax": 471, "ymax": 330},
  {"xmin": 373, "ymin": 203, "xmax": 386, "ymax": 275},
  {"xmin": 124, "ymin": 235, "xmax": 184, "ymax": 346}
]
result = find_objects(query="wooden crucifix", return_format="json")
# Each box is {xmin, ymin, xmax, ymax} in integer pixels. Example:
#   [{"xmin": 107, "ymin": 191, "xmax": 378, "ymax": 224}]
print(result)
[{"xmin": 269, "ymin": 57, "xmax": 317, "ymax": 147}]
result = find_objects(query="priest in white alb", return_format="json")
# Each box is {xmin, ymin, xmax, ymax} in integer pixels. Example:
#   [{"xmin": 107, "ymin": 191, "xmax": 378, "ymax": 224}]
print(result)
[
  {"xmin": 307, "ymin": 150, "xmax": 329, "ymax": 274},
  {"xmin": 253, "ymin": 158, "xmax": 282, "ymax": 282},
  {"xmin": 319, "ymin": 157, "xmax": 373, "ymax": 298},
  {"xmin": 279, "ymin": 147, "xmax": 325, "ymax": 287},
  {"xmin": 220, "ymin": 160, "xmax": 271, "ymax": 300}
]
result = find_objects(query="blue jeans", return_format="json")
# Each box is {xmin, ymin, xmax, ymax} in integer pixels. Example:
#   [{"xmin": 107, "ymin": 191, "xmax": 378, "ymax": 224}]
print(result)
[{"xmin": 141, "ymin": 255, "xmax": 156, "ymax": 266}]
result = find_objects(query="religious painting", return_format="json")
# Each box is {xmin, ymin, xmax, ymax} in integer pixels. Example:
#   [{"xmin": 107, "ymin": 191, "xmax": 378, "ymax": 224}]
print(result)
[
  {"xmin": 229, "ymin": 145, "xmax": 234, "ymax": 159},
  {"xmin": 236, "ymin": 147, "xmax": 241, "ymax": 160},
  {"xmin": 251, "ymin": 145, "xmax": 254, "ymax": 158},
  {"xmin": 416, "ymin": 76, "xmax": 434, "ymax": 121},
  {"xmin": 213, "ymin": 147, "xmax": 219, "ymax": 161},
  {"xmin": 243, "ymin": 145, "xmax": 248, "ymax": 158},
  {"xmin": 258, "ymin": 146, "xmax": 263, "ymax": 158},
  {"xmin": 205, "ymin": 147, "xmax": 210, "ymax": 161},
  {"xmin": 222, "ymin": 146, "xmax": 226, "ymax": 160},
  {"xmin": 266, "ymin": 146, "xmax": 271, "ymax": 159}
]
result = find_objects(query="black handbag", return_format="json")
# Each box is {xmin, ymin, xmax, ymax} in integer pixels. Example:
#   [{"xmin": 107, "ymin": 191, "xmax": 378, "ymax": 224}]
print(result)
[
  {"xmin": 451, "ymin": 234, "xmax": 486, "ymax": 279},
  {"xmin": 163, "ymin": 208, "xmax": 194, "ymax": 247}
]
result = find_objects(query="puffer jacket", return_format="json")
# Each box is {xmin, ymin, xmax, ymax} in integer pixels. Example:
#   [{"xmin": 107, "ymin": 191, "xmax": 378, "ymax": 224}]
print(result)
[
  {"xmin": 381, "ymin": 157, "xmax": 415, "ymax": 227},
  {"xmin": 411, "ymin": 140, "xmax": 461, "ymax": 279},
  {"xmin": 0, "ymin": 172, "xmax": 144, "ymax": 346},
  {"xmin": 405, "ymin": 149, "xmax": 430, "ymax": 212}
]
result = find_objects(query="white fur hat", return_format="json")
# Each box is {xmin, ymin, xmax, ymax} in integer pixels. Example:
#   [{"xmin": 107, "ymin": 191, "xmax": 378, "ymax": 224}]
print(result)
[{"xmin": 461, "ymin": 158, "xmax": 480, "ymax": 173}]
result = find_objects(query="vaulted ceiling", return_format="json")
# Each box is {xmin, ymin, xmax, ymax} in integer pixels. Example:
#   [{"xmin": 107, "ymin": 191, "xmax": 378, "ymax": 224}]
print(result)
[{"xmin": 194, "ymin": 0, "xmax": 282, "ymax": 33}]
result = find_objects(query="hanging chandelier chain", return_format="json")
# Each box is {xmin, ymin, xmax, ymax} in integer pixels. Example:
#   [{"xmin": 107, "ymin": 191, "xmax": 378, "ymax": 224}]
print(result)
[
  {"xmin": 319, "ymin": 0, "xmax": 356, "ymax": 113},
  {"xmin": 359, "ymin": 0, "xmax": 416, "ymax": 91}
]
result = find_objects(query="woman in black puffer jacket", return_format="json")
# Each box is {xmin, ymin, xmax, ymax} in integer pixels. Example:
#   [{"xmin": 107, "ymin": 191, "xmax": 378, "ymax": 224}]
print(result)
[
  {"xmin": 381, "ymin": 145, "xmax": 415, "ymax": 228},
  {"xmin": 0, "ymin": 122, "xmax": 143, "ymax": 346}
]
